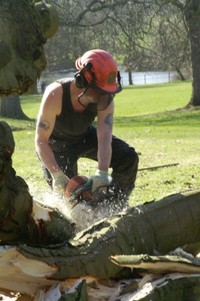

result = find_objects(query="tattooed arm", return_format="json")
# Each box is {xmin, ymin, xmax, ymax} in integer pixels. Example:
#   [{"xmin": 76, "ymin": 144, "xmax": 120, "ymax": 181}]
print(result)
[
  {"xmin": 35, "ymin": 82, "xmax": 64, "ymax": 174},
  {"xmin": 96, "ymin": 100, "xmax": 114, "ymax": 172}
]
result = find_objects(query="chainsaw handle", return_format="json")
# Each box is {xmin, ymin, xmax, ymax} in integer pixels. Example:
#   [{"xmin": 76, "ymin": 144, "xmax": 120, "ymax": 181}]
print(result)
[{"xmin": 68, "ymin": 180, "xmax": 93, "ymax": 206}]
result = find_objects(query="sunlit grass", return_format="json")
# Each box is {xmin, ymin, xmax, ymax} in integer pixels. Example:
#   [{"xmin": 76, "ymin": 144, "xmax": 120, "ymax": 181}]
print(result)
[
  {"xmin": 20, "ymin": 81, "xmax": 192, "ymax": 119},
  {"xmin": 115, "ymin": 81, "xmax": 191, "ymax": 116},
  {"xmin": 20, "ymin": 94, "xmax": 41, "ymax": 119}
]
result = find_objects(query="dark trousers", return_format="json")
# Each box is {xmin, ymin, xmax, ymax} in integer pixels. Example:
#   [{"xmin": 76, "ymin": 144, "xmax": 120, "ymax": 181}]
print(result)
[{"xmin": 42, "ymin": 127, "xmax": 139, "ymax": 196}]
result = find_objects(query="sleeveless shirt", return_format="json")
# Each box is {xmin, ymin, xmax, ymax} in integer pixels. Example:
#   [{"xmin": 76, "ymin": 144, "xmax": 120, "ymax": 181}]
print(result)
[{"xmin": 49, "ymin": 79, "xmax": 97, "ymax": 151}]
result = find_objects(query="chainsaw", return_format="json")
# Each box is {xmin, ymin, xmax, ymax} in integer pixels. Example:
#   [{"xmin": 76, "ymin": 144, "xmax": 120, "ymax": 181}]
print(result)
[{"xmin": 65, "ymin": 176, "xmax": 114, "ymax": 209}]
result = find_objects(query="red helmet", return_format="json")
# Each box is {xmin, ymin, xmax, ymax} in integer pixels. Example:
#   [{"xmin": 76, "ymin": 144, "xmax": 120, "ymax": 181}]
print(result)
[{"xmin": 75, "ymin": 49, "xmax": 122, "ymax": 94}]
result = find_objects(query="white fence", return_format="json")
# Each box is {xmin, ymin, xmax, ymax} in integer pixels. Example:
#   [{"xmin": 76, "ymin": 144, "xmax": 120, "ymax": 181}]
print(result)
[{"xmin": 120, "ymin": 71, "xmax": 176, "ymax": 86}]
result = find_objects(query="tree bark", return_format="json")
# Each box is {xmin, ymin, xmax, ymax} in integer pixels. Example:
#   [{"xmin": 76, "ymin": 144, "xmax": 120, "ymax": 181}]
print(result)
[
  {"xmin": 0, "ymin": 0, "xmax": 58, "ymax": 96},
  {"xmin": 1, "ymin": 186, "xmax": 200, "ymax": 298},
  {"xmin": 146, "ymin": 275, "xmax": 200, "ymax": 301},
  {"xmin": 128, "ymin": 71, "xmax": 134, "ymax": 85},
  {"xmin": 183, "ymin": 0, "xmax": 200, "ymax": 106},
  {"xmin": 122, "ymin": 274, "xmax": 200, "ymax": 301},
  {"xmin": 0, "ymin": 95, "xmax": 29, "ymax": 119},
  {"xmin": 17, "ymin": 190, "xmax": 200, "ymax": 281},
  {"xmin": 175, "ymin": 67, "xmax": 186, "ymax": 81}
]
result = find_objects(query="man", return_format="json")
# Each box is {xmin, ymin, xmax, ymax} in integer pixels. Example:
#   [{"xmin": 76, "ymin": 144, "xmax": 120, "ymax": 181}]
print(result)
[{"xmin": 35, "ymin": 49, "xmax": 139, "ymax": 200}]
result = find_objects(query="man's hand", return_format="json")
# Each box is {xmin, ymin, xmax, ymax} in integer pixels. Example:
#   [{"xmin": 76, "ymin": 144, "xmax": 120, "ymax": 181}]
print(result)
[
  {"xmin": 51, "ymin": 170, "xmax": 69, "ymax": 195},
  {"xmin": 88, "ymin": 169, "xmax": 112, "ymax": 192}
]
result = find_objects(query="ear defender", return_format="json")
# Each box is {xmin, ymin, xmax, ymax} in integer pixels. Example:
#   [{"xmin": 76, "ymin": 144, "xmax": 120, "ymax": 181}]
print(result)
[{"xmin": 74, "ymin": 63, "xmax": 93, "ymax": 88}]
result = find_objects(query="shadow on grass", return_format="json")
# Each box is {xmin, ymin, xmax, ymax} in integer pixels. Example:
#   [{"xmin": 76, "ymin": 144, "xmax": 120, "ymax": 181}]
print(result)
[
  {"xmin": 3, "ymin": 106, "xmax": 200, "ymax": 130},
  {"xmin": 114, "ymin": 109, "xmax": 200, "ymax": 127},
  {"xmin": 0, "ymin": 117, "xmax": 36, "ymax": 131},
  {"xmin": 123, "ymin": 81, "xmax": 191, "ymax": 90}
]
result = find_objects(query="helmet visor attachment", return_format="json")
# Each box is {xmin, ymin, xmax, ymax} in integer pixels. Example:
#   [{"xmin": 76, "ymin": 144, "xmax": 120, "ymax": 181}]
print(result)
[{"xmin": 78, "ymin": 86, "xmax": 114, "ymax": 113}]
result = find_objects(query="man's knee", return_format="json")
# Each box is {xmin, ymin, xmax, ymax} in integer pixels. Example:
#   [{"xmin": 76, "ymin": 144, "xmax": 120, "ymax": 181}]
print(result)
[
  {"xmin": 113, "ymin": 148, "xmax": 139, "ymax": 175},
  {"xmin": 129, "ymin": 150, "xmax": 139, "ymax": 176}
]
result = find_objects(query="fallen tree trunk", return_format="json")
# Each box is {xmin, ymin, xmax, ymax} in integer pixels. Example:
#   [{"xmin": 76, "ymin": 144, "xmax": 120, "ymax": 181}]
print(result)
[
  {"xmin": 18, "ymin": 190, "xmax": 200, "ymax": 281},
  {"xmin": 1, "ymin": 190, "xmax": 200, "ymax": 299}
]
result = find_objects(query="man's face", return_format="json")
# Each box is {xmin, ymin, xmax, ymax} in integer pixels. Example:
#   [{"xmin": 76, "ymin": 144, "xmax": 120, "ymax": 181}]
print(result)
[{"xmin": 78, "ymin": 87, "xmax": 114, "ymax": 111}]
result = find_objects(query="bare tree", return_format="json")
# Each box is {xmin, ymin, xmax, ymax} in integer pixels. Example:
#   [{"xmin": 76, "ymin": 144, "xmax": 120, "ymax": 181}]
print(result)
[
  {"xmin": 154, "ymin": 14, "xmax": 190, "ymax": 80},
  {"xmin": 154, "ymin": 0, "xmax": 200, "ymax": 105}
]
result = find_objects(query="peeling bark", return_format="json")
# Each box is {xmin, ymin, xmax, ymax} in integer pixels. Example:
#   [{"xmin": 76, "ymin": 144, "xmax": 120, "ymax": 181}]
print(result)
[{"xmin": 110, "ymin": 253, "xmax": 200, "ymax": 274}]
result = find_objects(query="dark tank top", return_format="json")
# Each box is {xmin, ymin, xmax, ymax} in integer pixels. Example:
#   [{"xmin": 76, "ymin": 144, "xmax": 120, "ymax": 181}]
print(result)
[{"xmin": 49, "ymin": 79, "xmax": 97, "ymax": 151}]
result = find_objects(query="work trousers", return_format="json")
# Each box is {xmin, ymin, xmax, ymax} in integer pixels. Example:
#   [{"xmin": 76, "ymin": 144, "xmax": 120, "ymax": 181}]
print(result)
[{"xmin": 42, "ymin": 127, "xmax": 139, "ymax": 197}]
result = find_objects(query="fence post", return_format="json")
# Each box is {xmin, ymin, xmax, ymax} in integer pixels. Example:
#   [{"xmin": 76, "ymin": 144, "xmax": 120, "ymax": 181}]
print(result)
[
  {"xmin": 144, "ymin": 73, "xmax": 147, "ymax": 84},
  {"xmin": 168, "ymin": 72, "xmax": 171, "ymax": 83}
]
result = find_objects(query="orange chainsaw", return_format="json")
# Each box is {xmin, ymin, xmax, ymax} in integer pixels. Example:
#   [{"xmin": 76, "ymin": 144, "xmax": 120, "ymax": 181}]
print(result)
[{"xmin": 65, "ymin": 176, "xmax": 95, "ymax": 208}]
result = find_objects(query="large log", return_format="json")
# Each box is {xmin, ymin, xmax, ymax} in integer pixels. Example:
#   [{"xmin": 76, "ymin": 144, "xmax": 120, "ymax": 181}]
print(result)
[
  {"xmin": 1, "ymin": 121, "xmax": 200, "ymax": 299},
  {"xmin": 17, "ymin": 190, "xmax": 200, "ymax": 280},
  {"xmin": 1, "ymin": 191, "xmax": 200, "ymax": 299}
]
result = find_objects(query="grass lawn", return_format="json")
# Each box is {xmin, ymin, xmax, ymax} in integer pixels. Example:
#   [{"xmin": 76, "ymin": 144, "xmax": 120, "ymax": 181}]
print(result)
[{"xmin": 2, "ymin": 80, "xmax": 200, "ymax": 206}]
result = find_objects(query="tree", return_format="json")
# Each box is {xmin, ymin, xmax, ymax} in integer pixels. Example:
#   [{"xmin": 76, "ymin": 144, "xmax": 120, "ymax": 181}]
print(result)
[
  {"xmin": 0, "ymin": 95, "xmax": 29, "ymax": 119},
  {"xmin": 114, "ymin": 2, "xmax": 159, "ymax": 82},
  {"xmin": 0, "ymin": 0, "xmax": 58, "ymax": 118},
  {"xmin": 118, "ymin": 0, "xmax": 200, "ymax": 106},
  {"xmin": 182, "ymin": 0, "xmax": 200, "ymax": 106},
  {"xmin": 154, "ymin": 14, "xmax": 190, "ymax": 80},
  {"xmin": 44, "ymin": 0, "xmax": 129, "ymax": 71},
  {"xmin": 154, "ymin": 0, "xmax": 200, "ymax": 105}
]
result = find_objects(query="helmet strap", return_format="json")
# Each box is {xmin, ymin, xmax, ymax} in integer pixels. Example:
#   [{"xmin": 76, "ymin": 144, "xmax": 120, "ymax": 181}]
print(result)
[{"xmin": 77, "ymin": 85, "xmax": 91, "ymax": 108}]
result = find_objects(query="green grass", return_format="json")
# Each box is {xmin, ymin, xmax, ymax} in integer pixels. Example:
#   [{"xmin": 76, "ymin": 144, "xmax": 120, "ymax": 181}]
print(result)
[
  {"xmin": 20, "ymin": 81, "xmax": 192, "ymax": 118},
  {"xmin": 2, "ymin": 81, "xmax": 200, "ymax": 206},
  {"xmin": 115, "ymin": 81, "xmax": 191, "ymax": 116},
  {"xmin": 20, "ymin": 94, "xmax": 41, "ymax": 119}
]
